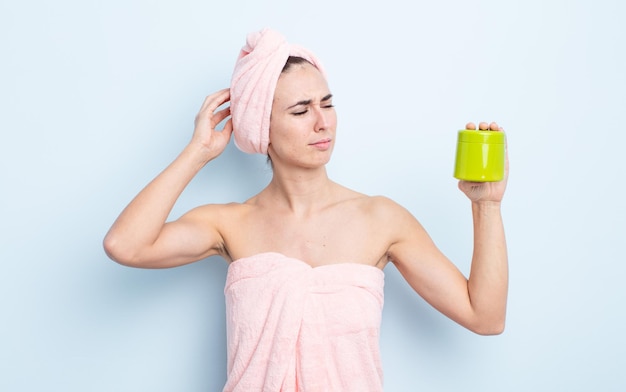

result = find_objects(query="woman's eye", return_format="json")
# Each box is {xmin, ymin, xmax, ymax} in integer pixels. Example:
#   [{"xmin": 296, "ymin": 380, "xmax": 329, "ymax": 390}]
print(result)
[
  {"xmin": 323, "ymin": 104, "xmax": 334, "ymax": 109},
  {"xmin": 293, "ymin": 110, "xmax": 308, "ymax": 116}
]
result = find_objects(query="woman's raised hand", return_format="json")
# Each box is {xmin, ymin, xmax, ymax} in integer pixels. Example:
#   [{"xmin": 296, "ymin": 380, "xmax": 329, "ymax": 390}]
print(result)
[
  {"xmin": 190, "ymin": 88, "xmax": 233, "ymax": 161},
  {"xmin": 458, "ymin": 121, "xmax": 509, "ymax": 204}
]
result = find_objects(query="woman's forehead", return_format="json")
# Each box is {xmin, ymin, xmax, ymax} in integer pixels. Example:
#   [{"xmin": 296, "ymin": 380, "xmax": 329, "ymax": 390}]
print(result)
[{"xmin": 274, "ymin": 64, "xmax": 330, "ymax": 104}]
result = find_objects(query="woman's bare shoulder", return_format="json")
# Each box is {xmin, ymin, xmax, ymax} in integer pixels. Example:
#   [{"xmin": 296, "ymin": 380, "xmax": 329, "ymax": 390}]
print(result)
[
  {"xmin": 335, "ymin": 185, "xmax": 407, "ymax": 215},
  {"xmin": 328, "ymin": 185, "xmax": 416, "ymax": 230},
  {"xmin": 365, "ymin": 195, "xmax": 415, "ymax": 223},
  {"xmin": 182, "ymin": 200, "xmax": 253, "ymax": 222}
]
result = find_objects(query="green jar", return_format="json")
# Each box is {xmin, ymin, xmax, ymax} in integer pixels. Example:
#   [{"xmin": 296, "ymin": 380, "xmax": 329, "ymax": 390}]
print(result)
[{"xmin": 454, "ymin": 130, "xmax": 505, "ymax": 182}]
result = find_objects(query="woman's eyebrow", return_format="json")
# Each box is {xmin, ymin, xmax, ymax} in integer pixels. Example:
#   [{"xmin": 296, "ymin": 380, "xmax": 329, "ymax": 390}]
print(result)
[
  {"xmin": 287, "ymin": 99, "xmax": 312, "ymax": 109},
  {"xmin": 286, "ymin": 94, "xmax": 333, "ymax": 109}
]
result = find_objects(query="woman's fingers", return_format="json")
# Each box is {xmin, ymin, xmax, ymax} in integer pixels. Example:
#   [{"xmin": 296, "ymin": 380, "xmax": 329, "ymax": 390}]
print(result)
[
  {"xmin": 196, "ymin": 89, "xmax": 231, "ymax": 129},
  {"xmin": 489, "ymin": 122, "xmax": 503, "ymax": 131},
  {"xmin": 212, "ymin": 107, "xmax": 231, "ymax": 128},
  {"xmin": 466, "ymin": 121, "xmax": 503, "ymax": 131},
  {"xmin": 200, "ymin": 88, "xmax": 230, "ymax": 111}
]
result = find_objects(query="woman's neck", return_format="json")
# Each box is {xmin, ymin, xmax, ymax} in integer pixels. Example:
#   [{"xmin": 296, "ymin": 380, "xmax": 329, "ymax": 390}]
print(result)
[{"xmin": 263, "ymin": 166, "xmax": 336, "ymax": 216}]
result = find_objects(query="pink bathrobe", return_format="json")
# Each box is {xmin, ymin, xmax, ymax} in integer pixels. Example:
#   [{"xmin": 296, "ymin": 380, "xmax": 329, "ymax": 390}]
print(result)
[{"xmin": 223, "ymin": 252, "xmax": 385, "ymax": 391}]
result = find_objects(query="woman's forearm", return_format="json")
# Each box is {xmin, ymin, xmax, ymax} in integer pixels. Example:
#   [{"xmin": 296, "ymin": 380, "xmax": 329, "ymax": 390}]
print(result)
[
  {"xmin": 467, "ymin": 201, "xmax": 509, "ymax": 334},
  {"xmin": 103, "ymin": 143, "xmax": 212, "ymax": 262}
]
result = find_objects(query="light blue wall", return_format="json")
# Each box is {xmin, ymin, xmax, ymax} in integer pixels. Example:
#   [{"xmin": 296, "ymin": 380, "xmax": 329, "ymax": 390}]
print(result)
[{"xmin": 2, "ymin": 0, "xmax": 625, "ymax": 390}]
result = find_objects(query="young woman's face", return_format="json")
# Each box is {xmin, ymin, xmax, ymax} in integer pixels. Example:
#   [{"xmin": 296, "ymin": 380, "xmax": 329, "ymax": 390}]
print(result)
[{"xmin": 268, "ymin": 62, "xmax": 337, "ymax": 168}]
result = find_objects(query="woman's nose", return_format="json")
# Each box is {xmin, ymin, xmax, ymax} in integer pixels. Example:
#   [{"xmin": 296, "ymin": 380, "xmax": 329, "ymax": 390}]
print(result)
[{"xmin": 314, "ymin": 107, "xmax": 330, "ymax": 132}]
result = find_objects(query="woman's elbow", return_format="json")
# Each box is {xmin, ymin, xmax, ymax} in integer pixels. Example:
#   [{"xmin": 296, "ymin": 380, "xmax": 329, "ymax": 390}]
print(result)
[
  {"xmin": 470, "ymin": 318, "xmax": 506, "ymax": 336},
  {"xmin": 102, "ymin": 233, "xmax": 141, "ymax": 267}
]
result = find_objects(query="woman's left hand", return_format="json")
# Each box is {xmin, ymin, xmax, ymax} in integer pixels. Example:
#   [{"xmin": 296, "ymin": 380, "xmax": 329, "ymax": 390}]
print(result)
[{"xmin": 458, "ymin": 122, "xmax": 509, "ymax": 204}]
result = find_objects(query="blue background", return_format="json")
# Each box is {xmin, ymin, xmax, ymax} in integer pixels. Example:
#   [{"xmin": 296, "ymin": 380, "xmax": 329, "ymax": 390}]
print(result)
[{"xmin": 2, "ymin": 0, "xmax": 625, "ymax": 390}]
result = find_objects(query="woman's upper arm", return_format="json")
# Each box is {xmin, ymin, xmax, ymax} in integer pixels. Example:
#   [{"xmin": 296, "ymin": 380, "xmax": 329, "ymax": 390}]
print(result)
[
  {"xmin": 385, "ymin": 200, "xmax": 476, "ymax": 329},
  {"xmin": 116, "ymin": 204, "xmax": 227, "ymax": 269}
]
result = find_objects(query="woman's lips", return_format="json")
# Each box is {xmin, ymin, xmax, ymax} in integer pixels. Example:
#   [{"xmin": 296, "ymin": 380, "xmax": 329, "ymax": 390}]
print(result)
[{"xmin": 310, "ymin": 138, "xmax": 332, "ymax": 150}]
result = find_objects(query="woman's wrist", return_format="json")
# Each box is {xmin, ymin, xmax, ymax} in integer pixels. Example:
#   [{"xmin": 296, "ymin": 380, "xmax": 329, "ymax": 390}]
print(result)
[
  {"xmin": 471, "ymin": 200, "xmax": 502, "ymax": 213},
  {"xmin": 182, "ymin": 141, "xmax": 218, "ymax": 169}
]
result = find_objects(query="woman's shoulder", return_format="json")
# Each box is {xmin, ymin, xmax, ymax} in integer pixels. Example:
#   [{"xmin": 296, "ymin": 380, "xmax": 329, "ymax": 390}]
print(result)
[
  {"xmin": 332, "ymin": 183, "xmax": 408, "ymax": 216},
  {"xmin": 183, "ymin": 201, "xmax": 253, "ymax": 222},
  {"xmin": 335, "ymin": 189, "xmax": 421, "ymax": 247},
  {"xmin": 361, "ymin": 195, "xmax": 410, "ymax": 220}
]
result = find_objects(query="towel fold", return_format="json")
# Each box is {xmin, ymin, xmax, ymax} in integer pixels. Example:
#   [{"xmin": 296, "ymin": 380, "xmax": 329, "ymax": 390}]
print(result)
[
  {"xmin": 223, "ymin": 252, "xmax": 385, "ymax": 392},
  {"xmin": 229, "ymin": 29, "xmax": 326, "ymax": 154}
]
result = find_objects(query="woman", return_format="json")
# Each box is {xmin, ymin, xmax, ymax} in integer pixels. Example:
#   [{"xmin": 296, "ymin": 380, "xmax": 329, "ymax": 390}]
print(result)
[{"xmin": 104, "ymin": 29, "xmax": 508, "ymax": 391}]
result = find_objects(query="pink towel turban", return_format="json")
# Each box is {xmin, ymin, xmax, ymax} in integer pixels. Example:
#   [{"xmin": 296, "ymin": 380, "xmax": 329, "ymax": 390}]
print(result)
[{"xmin": 229, "ymin": 28, "xmax": 326, "ymax": 154}]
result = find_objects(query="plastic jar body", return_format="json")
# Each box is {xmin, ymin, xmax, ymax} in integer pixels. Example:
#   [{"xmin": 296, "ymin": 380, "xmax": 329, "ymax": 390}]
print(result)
[{"xmin": 454, "ymin": 130, "xmax": 505, "ymax": 182}]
